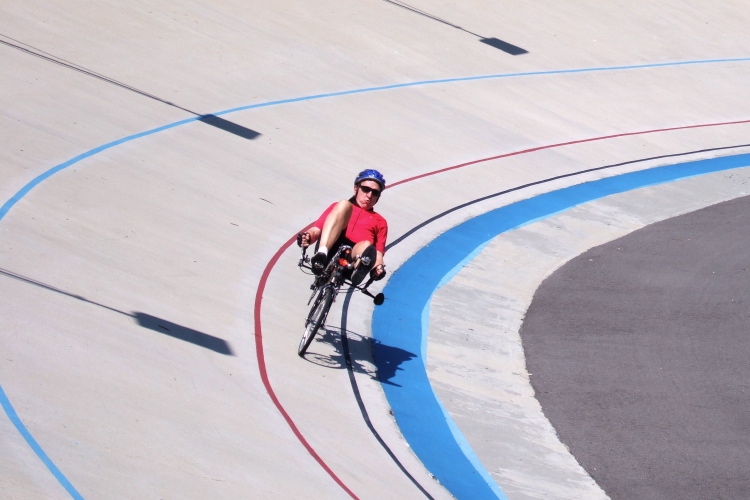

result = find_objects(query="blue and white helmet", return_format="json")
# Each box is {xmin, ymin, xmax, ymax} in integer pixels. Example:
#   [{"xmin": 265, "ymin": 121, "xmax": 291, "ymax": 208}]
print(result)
[{"xmin": 354, "ymin": 169, "xmax": 386, "ymax": 190}]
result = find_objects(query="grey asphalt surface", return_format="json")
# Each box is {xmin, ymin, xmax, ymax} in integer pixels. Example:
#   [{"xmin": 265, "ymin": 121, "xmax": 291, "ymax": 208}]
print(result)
[{"xmin": 522, "ymin": 194, "xmax": 750, "ymax": 499}]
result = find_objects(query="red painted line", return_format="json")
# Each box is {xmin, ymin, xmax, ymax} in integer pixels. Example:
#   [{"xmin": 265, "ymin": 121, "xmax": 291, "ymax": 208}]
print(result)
[
  {"xmin": 253, "ymin": 225, "xmax": 362, "ymax": 499},
  {"xmin": 388, "ymin": 119, "xmax": 750, "ymax": 188},
  {"xmin": 252, "ymin": 118, "xmax": 750, "ymax": 497}
]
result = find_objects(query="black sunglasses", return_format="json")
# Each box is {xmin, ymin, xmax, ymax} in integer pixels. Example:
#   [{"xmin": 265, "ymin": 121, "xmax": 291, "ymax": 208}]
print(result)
[{"xmin": 358, "ymin": 185, "xmax": 382, "ymax": 197}]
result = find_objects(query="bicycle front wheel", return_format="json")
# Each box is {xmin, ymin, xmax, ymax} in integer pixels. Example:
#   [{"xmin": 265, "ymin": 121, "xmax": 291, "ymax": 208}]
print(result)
[{"xmin": 298, "ymin": 286, "xmax": 334, "ymax": 356}]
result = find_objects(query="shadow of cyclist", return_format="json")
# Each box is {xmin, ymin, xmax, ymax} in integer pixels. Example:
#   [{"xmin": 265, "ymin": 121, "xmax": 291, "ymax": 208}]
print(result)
[{"xmin": 370, "ymin": 338, "xmax": 419, "ymax": 387}]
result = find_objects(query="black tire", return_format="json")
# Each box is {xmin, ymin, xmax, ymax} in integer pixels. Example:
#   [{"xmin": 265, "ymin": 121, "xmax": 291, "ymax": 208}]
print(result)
[{"xmin": 298, "ymin": 287, "xmax": 334, "ymax": 356}]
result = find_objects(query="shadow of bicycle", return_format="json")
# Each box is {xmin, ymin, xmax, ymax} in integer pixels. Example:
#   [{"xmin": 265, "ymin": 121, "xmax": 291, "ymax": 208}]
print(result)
[
  {"xmin": 302, "ymin": 326, "xmax": 347, "ymax": 368},
  {"xmin": 302, "ymin": 326, "xmax": 363, "ymax": 369},
  {"xmin": 302, "ymin": 326, "xmax": 417, "ymax": 387}
]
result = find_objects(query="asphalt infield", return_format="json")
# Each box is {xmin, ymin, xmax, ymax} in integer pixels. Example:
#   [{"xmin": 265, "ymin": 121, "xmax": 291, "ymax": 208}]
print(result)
[{"xmin": 523, "ymin": 194, "xmax": 750, "ymax": 499}]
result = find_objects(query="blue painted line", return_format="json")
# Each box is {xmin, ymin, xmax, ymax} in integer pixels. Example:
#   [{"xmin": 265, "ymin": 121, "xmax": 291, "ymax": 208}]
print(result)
[
  {"xmin": 1, "ymin": 56, "xmax": 749, "ymax": 495},
  {"xmin": 3, "ymin": 57, "xmax": 750, "ymax": 223},
  {"xmin": 372, "ymin": 153, "xmax": 750, "ymax": 499},
  {"xmin": 0, "ymin": 385, "xmax": 84, "ymax": 499},
  {"xmin": 0, "ymin": 118, "xmax": 197, "ymax": 221},
  {"xmin": 215, "ymin": 57, "xmax": 750, "ymax": 117}
]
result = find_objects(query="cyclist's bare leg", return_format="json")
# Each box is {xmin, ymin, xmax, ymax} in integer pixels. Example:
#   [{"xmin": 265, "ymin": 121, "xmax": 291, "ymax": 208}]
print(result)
[
  {"xmin": 351, "ymin": 240, "xmax": 373, "ymax": 265},
  {"xmin": 318, "ymin": 200, "xmax": 353, "ymax": 250},
  {"xmin": 309, "ymin": 200, "xmax": 352, "ymax": 274},
  {"xmin": 349, "ymin": 240, "xmax": 378, "ymax": 285}
]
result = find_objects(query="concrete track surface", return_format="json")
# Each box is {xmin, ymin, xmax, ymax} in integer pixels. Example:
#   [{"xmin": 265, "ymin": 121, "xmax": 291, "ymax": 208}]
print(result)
[{"xmin": 1, "ymin": 1, "xmax": 750, "ymax": 499}]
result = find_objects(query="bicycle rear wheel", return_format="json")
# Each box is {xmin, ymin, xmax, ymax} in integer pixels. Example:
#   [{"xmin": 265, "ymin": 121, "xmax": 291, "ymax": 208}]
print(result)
[{"xmin": 298, "ymin": 286, "xmax": 334, "ymax": 356}]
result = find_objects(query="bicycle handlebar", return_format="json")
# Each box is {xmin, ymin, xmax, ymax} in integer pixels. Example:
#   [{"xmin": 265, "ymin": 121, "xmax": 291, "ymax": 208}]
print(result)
[
  {"xmin": 297, "ymin": 233, "xmax": 310, "ymax": 267},
  {"xmin": 297, "ymin": 236, "xmax": 385, "ymax": 305}
]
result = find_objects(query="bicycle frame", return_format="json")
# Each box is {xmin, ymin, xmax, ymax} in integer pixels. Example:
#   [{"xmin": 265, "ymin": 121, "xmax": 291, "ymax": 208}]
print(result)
[
  {"xmin": 296, "ymin": 237, "xmax": 385, "ymax": 357},
  {"xmin": 298, "ymin": 240, "xmax": 384, "ymax": 305}
]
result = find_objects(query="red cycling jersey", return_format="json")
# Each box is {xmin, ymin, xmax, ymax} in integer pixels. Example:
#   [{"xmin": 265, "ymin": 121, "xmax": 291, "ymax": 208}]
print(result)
[{"xmin": 314, "ymin": 201, "xmax": 388, "ymax": 253}]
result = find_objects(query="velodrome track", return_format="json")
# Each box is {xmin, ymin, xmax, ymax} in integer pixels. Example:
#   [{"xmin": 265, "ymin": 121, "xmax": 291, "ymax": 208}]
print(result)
[{"xmin": 2, "ymin": 2, "xmax": 750, "ymax": 498}]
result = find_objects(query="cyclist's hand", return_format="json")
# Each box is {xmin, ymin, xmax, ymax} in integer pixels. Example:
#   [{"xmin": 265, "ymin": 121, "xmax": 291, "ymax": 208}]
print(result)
[
  {"xmin": 297, "ymin": 232, "xmax": 311, "ymax": 247},
  {"xmin": 370, "ymin": 265, "xmax": 386, "ymax": 281}
]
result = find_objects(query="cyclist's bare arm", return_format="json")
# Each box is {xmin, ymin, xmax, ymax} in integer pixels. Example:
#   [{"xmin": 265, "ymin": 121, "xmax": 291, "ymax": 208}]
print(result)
[
  {"xmin": 372, "ymin": 250, "xmax": 386, "ymax": 279},
  {"xmin": 300, "ymin": 227, "xmax": 321, "ymax": 247}
]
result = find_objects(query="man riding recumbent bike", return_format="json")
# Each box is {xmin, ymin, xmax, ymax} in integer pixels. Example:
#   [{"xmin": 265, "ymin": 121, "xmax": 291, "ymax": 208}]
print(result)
[{"xmin": 295, "ymin": 169, "xmax": 388, "ymax": 357}]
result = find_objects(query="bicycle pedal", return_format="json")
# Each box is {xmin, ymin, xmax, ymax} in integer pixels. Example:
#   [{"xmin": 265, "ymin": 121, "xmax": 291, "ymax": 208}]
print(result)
[{"xmin": 360, "ymin": 256, "xmax": 372, "ymax": 266}]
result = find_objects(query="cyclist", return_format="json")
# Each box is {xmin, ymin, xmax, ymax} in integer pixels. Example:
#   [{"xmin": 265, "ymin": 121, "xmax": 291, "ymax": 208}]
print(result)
[{"xmin": 299, "ymin": 169, "xmax": 388, "ymax": 285}]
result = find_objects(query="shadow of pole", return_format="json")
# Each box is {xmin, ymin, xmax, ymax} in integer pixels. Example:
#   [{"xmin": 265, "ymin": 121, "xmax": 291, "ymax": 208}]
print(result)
[
  {"xmin": 197, "ymin": 114, "xmax": 261, "ymax": 140},
  {"xmin": 479, "ymin": 37, "xmax": 528, "ymax": 55},
  {"xmin": 133, "ymin": 312, "xmax": 234, "ymax": 355}
]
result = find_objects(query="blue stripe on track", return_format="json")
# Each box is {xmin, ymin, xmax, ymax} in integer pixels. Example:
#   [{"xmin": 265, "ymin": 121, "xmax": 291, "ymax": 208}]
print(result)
[
  {"xmin": 3, "ymin": 57, "xmax": 750, "ymax": 223},
  {"xmin": 372, "ymin": 153, "xmax": 750, "ymax": 499},
  {"xmin": 216, "ymin": 57, "xmax": 750, "ymax": 116},
  {"xmin": 0, "ymin": 386, "xmax": 84, "ymax": 499}
]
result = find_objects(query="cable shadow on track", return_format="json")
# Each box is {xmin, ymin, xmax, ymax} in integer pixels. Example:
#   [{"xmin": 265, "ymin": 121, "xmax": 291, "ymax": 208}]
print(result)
[
  {"xmin": 380, "ymin": 0, "xmax": 528, "ymax": 55},
  {"xmin": 0, "ymin": 35, "xmax": 261, "ymax": 141},
  {"xmin": 0, "ymin": 268, "xmax": 234, "ymax": 355}
]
